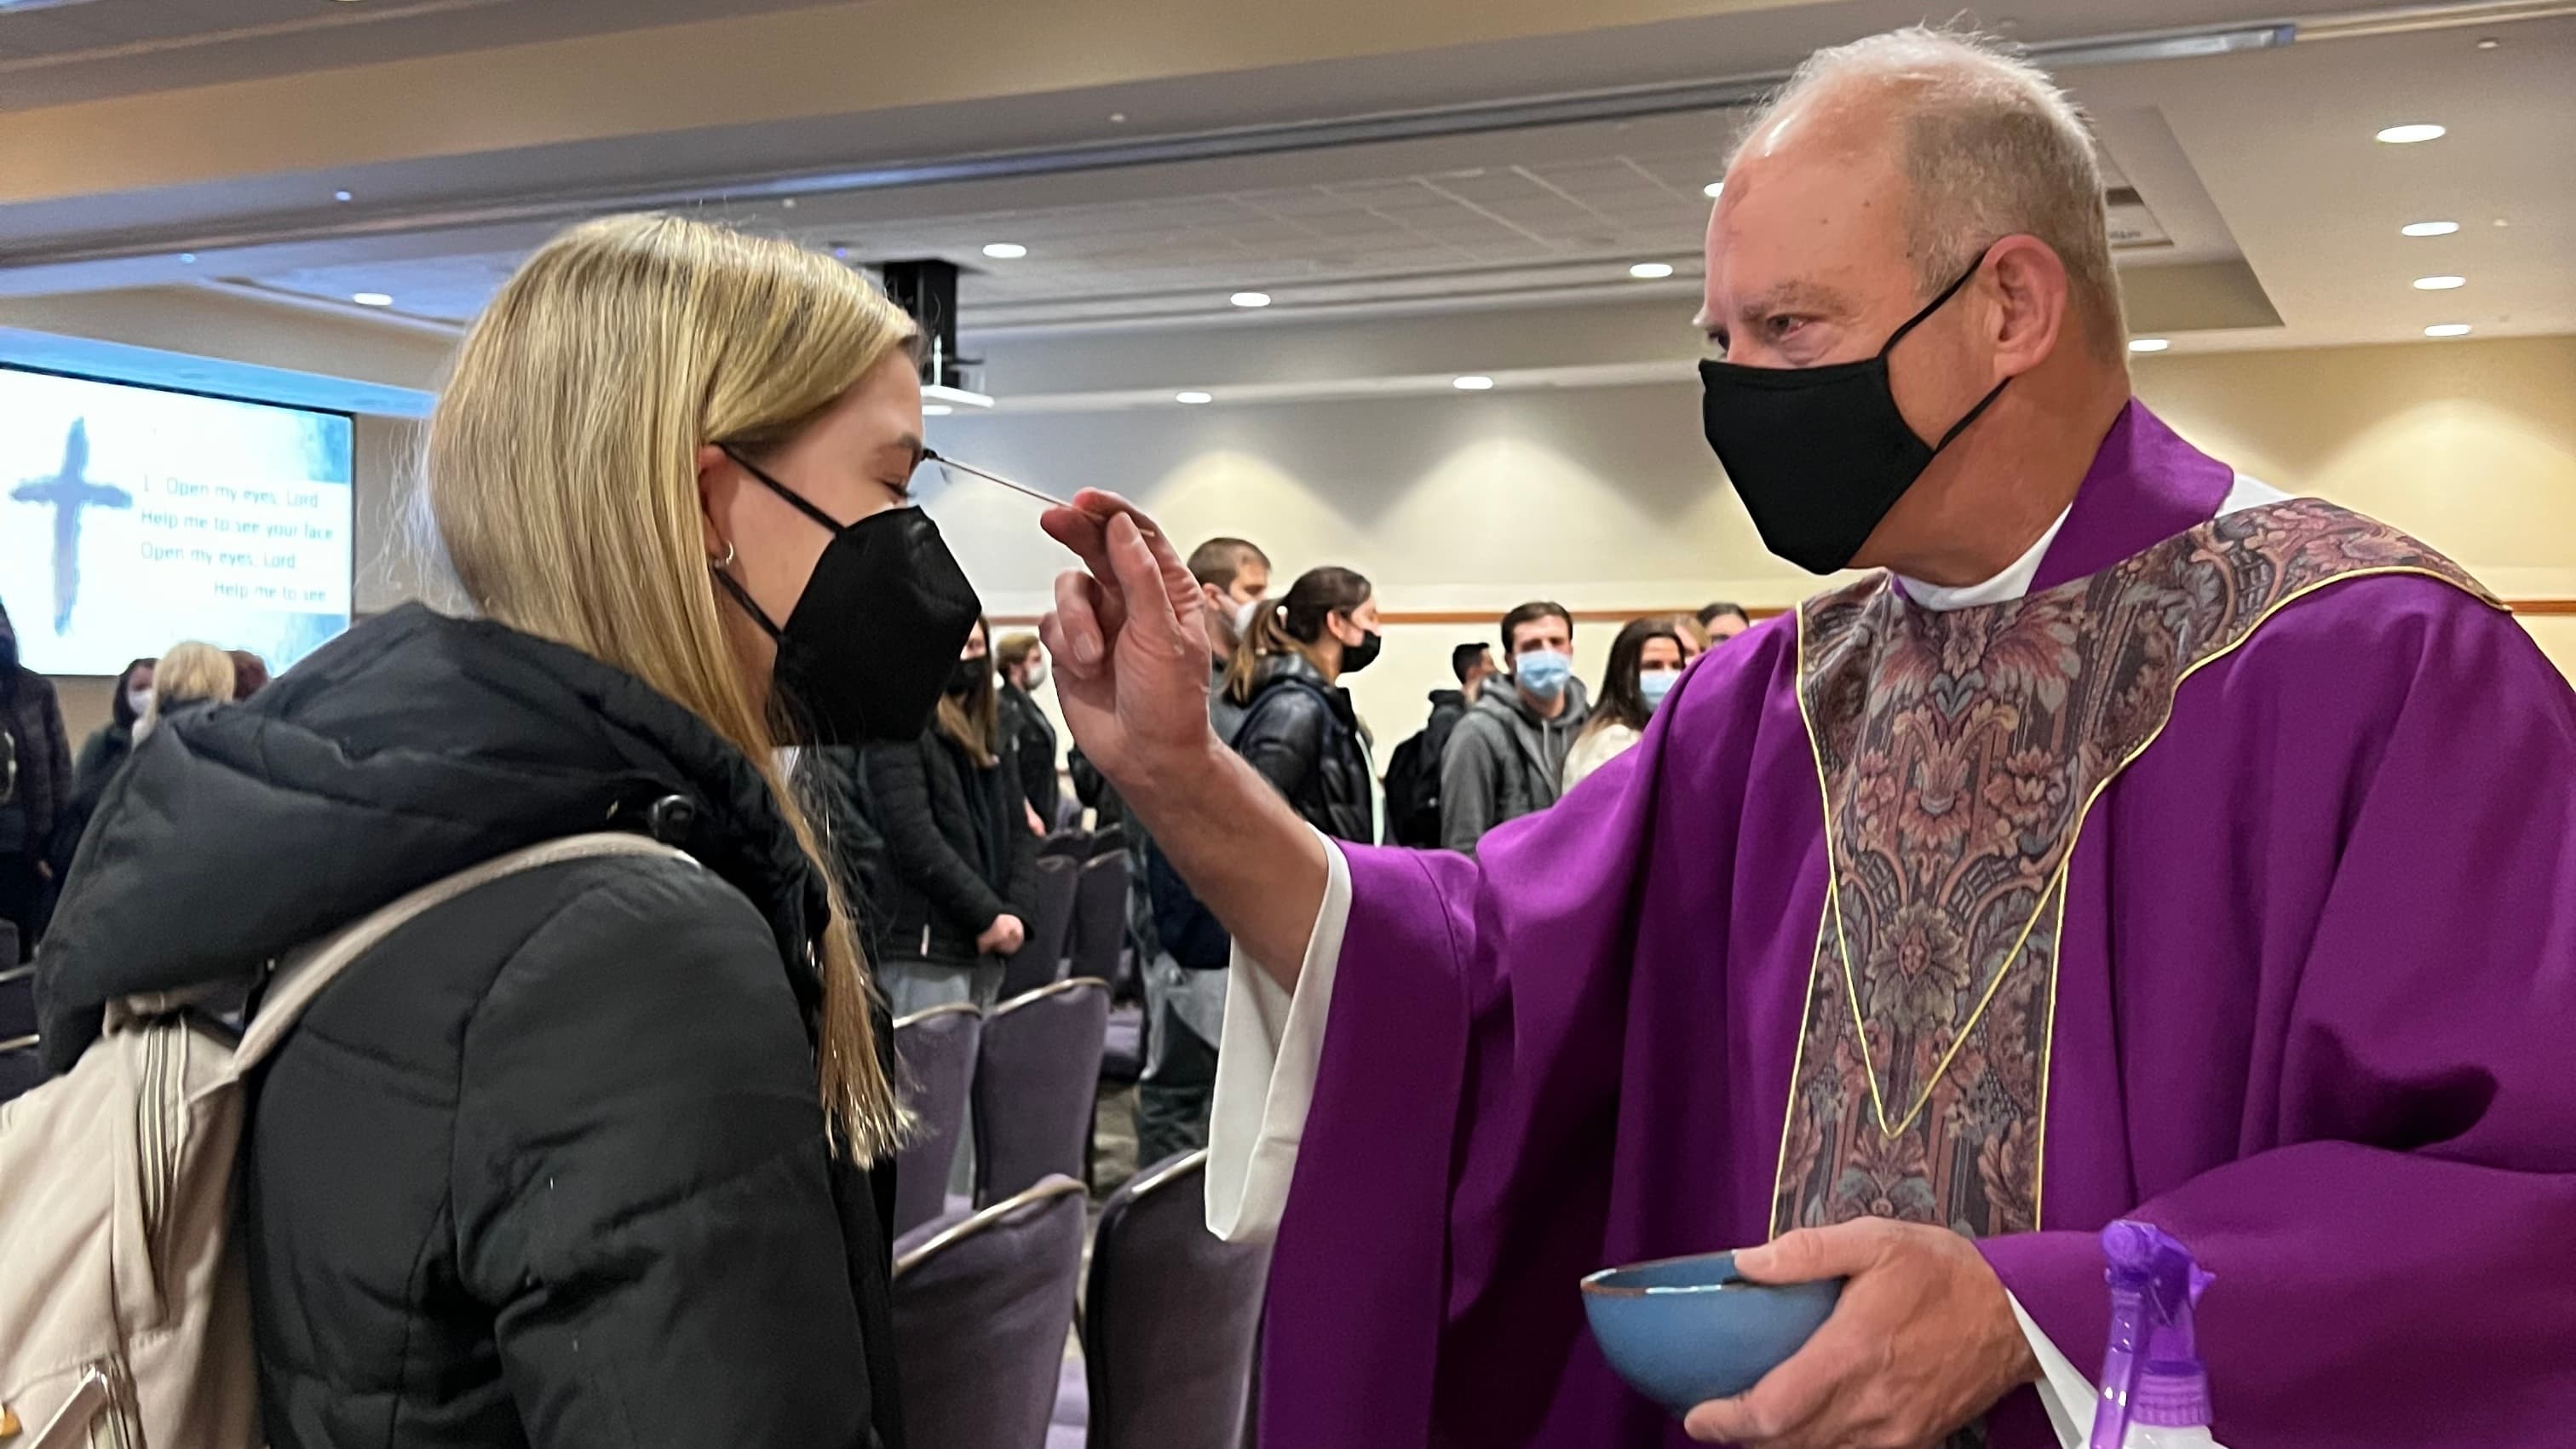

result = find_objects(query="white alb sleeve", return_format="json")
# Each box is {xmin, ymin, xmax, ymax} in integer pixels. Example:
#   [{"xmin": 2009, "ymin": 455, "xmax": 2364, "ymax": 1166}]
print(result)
[
  {"xmin": 1204, "ymin": 833, "xmax": 1352, "ymax": 1244},
  {"xmin": 2012, "ymin": 1291, "xmax": 2097, "ymax": 1447}
]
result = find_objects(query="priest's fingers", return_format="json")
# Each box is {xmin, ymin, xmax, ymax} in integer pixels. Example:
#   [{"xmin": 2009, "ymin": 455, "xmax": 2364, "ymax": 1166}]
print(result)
[
  {"xmin": 1101, "ymin": 511, "xmax": 1197, "ymax": 653},
  {"xmin": 1681, "ymin": 1350, "xmax": 1840, "ymax": 1447},
  {"xmin": 1732, "ymin": 1221, "xmax": 1889, "ymax": 1285},
  {"xmin": 1048, "ymin": 568, "xmax": 1111, "ymax": 673},
  {"xmin": 1042, "ymin": 510, "xmax": 1130, "ymax": 642}
]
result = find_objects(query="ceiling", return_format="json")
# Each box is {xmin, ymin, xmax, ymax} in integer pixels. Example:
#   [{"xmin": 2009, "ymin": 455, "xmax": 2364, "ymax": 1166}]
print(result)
[
  {"xmin": 0, "ymin": 0, "xmax": 2567, "ymax": 399},
  {"xmin": 0, "ymin": 0, "xmax": 825, "ymax": 109}
]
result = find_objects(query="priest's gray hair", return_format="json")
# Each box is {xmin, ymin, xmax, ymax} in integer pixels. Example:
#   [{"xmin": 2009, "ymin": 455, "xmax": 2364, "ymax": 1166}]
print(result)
[{"xmin": 1734, "ymin": 26, "xmax": 2128, "ymax": 362}]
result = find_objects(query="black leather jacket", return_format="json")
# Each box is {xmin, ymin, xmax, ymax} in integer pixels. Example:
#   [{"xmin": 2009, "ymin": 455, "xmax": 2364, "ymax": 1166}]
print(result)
[{"xmin": 1229, "ymin": 653, "xmax": 1373, "ymax": 844}]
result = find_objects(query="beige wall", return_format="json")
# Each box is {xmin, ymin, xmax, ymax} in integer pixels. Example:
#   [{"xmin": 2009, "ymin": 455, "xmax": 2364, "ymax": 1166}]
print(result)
[
  {"xmin": 923, "ymin": 333, "xmax": 2576, "ymax": 755},
  {"xmin": 2136, "ymin": 336, "xmax": 2576, "ymax": 684}
]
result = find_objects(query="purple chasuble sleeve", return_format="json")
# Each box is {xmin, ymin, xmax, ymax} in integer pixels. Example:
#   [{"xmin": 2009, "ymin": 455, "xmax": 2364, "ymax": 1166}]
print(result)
[
  {"xmin": 1982, "ymin": 575, "xmax": 2576, "ymax": 1446},
  {"xmin": 1262, "ymin": 620, "xmax": 1832, "ymax": 1448}
]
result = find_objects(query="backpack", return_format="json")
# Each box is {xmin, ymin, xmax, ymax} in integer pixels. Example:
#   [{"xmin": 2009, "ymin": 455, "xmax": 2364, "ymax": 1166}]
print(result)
[
  {"xmin": 0, "ymin": 831, "xmax": 687, "ymax": 1449},
  {"xmin": 1381, "ymin": 729, "xmax": 1440, "ymax": 848}
]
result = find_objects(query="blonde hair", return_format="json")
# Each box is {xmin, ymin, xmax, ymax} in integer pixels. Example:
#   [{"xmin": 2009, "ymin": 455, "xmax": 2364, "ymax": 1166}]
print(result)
[
  {"xmin": 155, "ymin": 641, "xmax": 238, "ymax": 710},
  {"xmin": 134, "ymin": 641, "xmax": 236, "ymax": 743},
  {"xmin": 427, "ymin": 213, "xmax": 915, "ymax": 1159},
  {"xmin": 1736, "ymin": 26, "xmax": 2127, "ymax": 362}
]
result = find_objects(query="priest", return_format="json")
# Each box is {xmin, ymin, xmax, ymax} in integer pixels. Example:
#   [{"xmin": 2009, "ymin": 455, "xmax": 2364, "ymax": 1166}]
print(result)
[{"xmin": 1038, "ymin": 26, "xmax": 2576, "ymax": 1449}]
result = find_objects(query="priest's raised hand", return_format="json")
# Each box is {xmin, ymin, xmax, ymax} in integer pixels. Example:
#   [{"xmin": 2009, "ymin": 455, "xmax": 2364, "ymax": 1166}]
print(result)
[{"xmin": 1038, "ymin": 492, "xmax": 1331, "ymax": 977}]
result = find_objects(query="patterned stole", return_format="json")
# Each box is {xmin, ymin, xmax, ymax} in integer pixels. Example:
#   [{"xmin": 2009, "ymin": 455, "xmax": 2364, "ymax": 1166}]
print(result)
[{"xmin": 1768, "ymin": 499, "xmax": 2493, "ymax": 1243}]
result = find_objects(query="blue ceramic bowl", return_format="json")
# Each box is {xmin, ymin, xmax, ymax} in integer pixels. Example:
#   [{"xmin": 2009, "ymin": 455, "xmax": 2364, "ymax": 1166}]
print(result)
[{"xmin": 1580, "ymin": 1251, "xmax": 1843, "ymax": 1415}]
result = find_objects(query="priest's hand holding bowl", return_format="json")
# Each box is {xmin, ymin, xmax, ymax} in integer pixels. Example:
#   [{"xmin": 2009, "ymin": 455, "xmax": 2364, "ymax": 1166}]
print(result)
[{"xmin": 1682, "ymin": 1218, "xmax": 2038, "ymax": 1449}]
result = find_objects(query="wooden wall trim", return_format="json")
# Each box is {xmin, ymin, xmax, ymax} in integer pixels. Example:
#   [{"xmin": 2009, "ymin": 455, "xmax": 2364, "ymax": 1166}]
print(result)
[{"xmin": 990, "ymin": 599, "xmax": 2576, "ymax": 628}]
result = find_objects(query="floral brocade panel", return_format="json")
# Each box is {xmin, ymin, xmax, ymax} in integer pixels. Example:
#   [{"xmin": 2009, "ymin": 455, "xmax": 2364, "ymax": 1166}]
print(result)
[{"xmin": 1770, "ymin": 499, "xmax": 2490, "ymax": 1241}]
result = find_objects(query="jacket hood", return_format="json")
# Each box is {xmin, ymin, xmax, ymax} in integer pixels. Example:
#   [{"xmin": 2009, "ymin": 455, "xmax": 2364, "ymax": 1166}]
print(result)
[
  {"xmin": 37, "ymin": 603, "xmax": 827, "ymax": 1069},
  {"xmin": 1427, "ymin": 688, "xmax": 1466, "ymax": 709}
]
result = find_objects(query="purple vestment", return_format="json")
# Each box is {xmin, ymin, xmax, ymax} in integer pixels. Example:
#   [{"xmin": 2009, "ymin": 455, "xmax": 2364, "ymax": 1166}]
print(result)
[{"xmin": 1261, "ymin": 403, "xmax": 2576, "ymax": 1446}]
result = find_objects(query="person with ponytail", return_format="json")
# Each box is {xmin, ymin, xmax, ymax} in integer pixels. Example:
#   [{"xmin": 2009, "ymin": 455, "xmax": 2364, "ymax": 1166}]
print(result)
[
  {"xmin": 1224, "ymin": 566, "xmax": 1382, "ymax": 844},
  {"xmin": 865, "ymin": 615, "xmax": 1040, "ymax": 1016},
  {"xmin": 34, "ymin": 215, "xmax": 975, "ymax": 1448}
]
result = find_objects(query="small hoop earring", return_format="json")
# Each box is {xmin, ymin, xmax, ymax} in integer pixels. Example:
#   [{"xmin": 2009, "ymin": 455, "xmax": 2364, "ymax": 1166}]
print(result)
[{"xmin": 709, "ymin": 539, "xmax": 737, "ymax": 570}]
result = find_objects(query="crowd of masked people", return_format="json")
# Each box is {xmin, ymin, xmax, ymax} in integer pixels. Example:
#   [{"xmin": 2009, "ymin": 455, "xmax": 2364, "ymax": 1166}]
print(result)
[
  {"xmin": 983, "ymin": 535, "xmax": 1758, "ymax": 1164},
  {"xmin": 0, "ymin": 605, "xmax": 266, "ymax": 961}
]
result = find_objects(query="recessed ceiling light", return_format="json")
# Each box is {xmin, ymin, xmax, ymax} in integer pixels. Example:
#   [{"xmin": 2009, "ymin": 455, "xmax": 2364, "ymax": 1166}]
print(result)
[
  {"xmin": 1175, "ymin": 391, "xmax": 1214, "ymax": 405},
  {"xmin": 1108, "ymin": 112, "xmax": 1129, "ymax": 124},
  {"xmin": 922, "ymin": 404, "xmax": 955, "ymax": 417},
  {"xmin": 351, "ymin": 292, "xmax": 394, "ymax": 307},
  {"xmin": 2475, "ymin": 36, "xmax": 2500, "ymax": 49},
  {"xmin": 2424, "ymin": 323, "xmax": 2474, "ymax": 337},
  {"xmin": 982, "ymin": 243, "xmax": 1028, "ymax": 259},
  {"xmin": 2412, "ymin": 274, "xmax": 2467, "ymax": 290},
  {"xmin": 781, "ymin": 198, "xmax": 796, "ymax": 210},
  {"xmin": 2400, "ymin": 220, "xmax": 2460, "ymax": 237},
  {"xmin": 1452, "ymin": 375, "xmax": 1495, "ymax": 391},
  {"xmin": 2128, "ymin": 337, "xmax": 2170, "ymax": 353},
  {"xmin": 178, "ymin": 253, "xmax": 197, "ymax": 264},
  {"xmin": 2374, "ymin": 123, "xmax": 2446, "ymax": 145},
  {"xmin": 1229, "ymin": 291, "xmax": 1272, "ymax": 308},
  {"xmin": 1703, "ymin": 181, "xmax": 1725, "ymax": 198},
  {"xmin": 2493, "ymin": 217, "xmax": 2511, "ymax": 227},
  {"xmin": 1629, "ymin": 262, "xmax": 1676, "ymax": 279},
  {"xmin": 333, "ymin": 189, "xmax": 354, "ymax": 202}
]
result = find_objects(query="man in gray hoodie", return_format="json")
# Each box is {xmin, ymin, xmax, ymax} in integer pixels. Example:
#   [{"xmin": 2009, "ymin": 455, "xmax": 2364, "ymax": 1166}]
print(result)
[{"xmin": 1439, "ymin": 601, "xmax": 1590, "ymax": 855}]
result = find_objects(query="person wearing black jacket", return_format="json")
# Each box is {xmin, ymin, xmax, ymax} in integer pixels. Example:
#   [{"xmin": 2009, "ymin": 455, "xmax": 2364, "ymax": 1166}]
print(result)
[
  {"xmin": 32, "ymin": 215, "xmax": 983, "ymax": 1449},
  {"xmin": 1223, "ymin": 566, "xmax": 1382, "ymax": 845},
  {"xmin": 992, "ymin": 630, "xmax": 1064, "ymax": 827},
  {"xmin": 865, "ymin": 617, "xmax": 1040, "ymax": 1017},
  {"xmin": 0, "ymin": 600, "xmax": 73, "ymax": 959}
]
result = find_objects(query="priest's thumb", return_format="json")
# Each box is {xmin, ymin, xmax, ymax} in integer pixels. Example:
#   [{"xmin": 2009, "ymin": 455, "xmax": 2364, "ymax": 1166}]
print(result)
[{"xmin": 1734, "ymin": 1222, "xmax": 1877, "ymax": 1285}]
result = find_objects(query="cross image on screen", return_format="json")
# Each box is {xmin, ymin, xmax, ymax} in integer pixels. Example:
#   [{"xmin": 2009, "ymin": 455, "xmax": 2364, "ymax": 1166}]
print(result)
[{"xmin": 3, "ymin": 364, "xmax": 355, "ymax": 677}]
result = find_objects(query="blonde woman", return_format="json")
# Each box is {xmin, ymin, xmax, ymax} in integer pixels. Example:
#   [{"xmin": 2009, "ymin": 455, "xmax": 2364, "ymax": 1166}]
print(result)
[
  {"xmin": 129, "ymin": 639, "xmax": 235, "ymax": 743},
  {"xmin": 36, "ymin": 216, "xmax": 980, "ymax": 1448}
]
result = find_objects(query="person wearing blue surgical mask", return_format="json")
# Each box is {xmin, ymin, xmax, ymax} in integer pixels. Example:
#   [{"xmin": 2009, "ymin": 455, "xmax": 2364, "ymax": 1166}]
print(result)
[
  {"xmin": 1438, "ymin": 601, "xmax": 1590, "ymax": 854},
  {"xmin": 1562, "ymin": 616, "xmax": 1689, "ymax": 793}
]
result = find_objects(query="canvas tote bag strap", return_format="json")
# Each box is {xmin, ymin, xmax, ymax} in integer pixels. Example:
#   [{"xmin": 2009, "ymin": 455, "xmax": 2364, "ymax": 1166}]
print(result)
[{"xmin": 230, "ymin": 831, "xmax": 695, "ymax": 1072}]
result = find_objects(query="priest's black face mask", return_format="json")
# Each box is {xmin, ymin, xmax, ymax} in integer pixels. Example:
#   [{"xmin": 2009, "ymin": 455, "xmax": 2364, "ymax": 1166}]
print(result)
[{"xmin": 1699, "ymin": 243, "xmax": 2010, "ymax": 575}]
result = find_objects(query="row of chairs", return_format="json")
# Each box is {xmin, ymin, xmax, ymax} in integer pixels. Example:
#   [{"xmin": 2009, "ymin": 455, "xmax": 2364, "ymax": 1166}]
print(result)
[
  {"xmin": 1006, "ymin": 835, "xmax": 1133, "ymax": 998},
  {"xmin": 893, "ymin": 1152, "xmax": 1268, "ymax": 1449},
  {"xmin": 891, "ymin": 979, "xmax": 1111, "ymax": 1236}
]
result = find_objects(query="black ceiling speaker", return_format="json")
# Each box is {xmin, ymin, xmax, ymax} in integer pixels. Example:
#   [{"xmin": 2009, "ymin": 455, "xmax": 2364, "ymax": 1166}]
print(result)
[{"xmin": 877, "ymin": 259, "xmax": 975, "ymax": 392}]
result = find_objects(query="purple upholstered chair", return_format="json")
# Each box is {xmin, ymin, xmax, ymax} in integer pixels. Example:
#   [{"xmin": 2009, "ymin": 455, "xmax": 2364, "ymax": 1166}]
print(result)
[
  {"xmin": 893, "ymin": 1176, "xmax": 1088, "ymax": 1449},
  {"xmin": 0, "ymin": 961, "xmax": 39, "ymax": 1106},
  {"xmin": 1083, "ymin": 1150, "xmax": 1269, "ymax": 1449},
  {"xmin": 1067, "ymin": 852, "xmax": 1130, "ymax": 989},
  {"xmin": 891, "ymin": 1003, "xmax": 984, "ymax": 1236},
  {"xmin": 973, "ymin": 977, "xmax": 1109, "ymax": 1207},
  {"xmin": 1001, "ymin": 854, "xmax": 1080, "ymax": 1002}
]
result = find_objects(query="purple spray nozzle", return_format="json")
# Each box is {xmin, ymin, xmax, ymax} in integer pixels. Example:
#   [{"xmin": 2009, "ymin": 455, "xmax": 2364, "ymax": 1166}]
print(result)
[{"xmin": 2087, "ymin": 1222, "xmax": 2214, "ymax": 1448}]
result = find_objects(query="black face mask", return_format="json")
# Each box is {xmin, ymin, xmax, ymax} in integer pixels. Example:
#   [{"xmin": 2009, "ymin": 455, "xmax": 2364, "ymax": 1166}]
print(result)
[
  {"xmin": 1699, "ymin": 247, "xmax": 2009, "ymax": 574},
  {"xmin": 711, "ymin": 447, "xmax": 981, "ymax": 745},
  {"xmin": 1339, "ymin": 628, "xmax": 1383, "ymax": 676},
  {"xmin": 948, "ymin": 655, "xmax": 990, "ymax": 697}
]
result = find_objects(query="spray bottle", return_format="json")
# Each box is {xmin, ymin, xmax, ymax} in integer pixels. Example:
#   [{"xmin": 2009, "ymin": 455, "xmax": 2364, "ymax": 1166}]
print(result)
[{"xmin": 2086, "ymin": 1221, "xmax": 2226, "ymax": 1449}]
